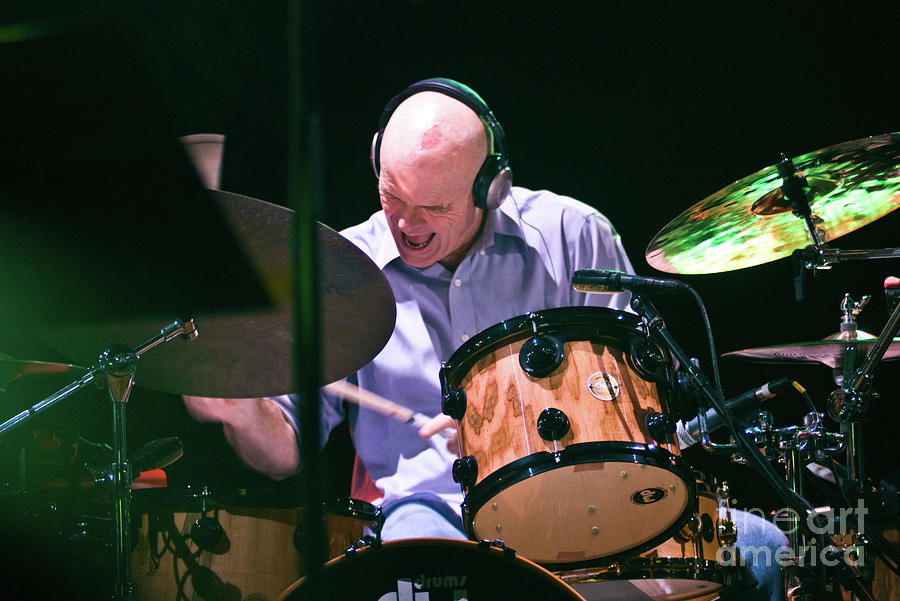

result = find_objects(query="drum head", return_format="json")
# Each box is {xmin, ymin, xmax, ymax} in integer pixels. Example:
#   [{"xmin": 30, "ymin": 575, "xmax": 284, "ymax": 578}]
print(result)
[
  {"xmin": 278, "ymin": 538, "xmax": 584, "ymax": 600},
  {"xmin": 466, "ymin": 442, "xmax": 695, "ymax": 566},
  {"xmin": 566, "ymin": 576, "xmax": 722, "ymax": 601}
]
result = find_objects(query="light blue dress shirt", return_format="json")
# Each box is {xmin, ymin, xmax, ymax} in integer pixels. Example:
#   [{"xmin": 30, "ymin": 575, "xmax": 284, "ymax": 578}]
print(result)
[{"xmin": 317, "ymin": 186, "xmax": 634, "ymax": 515}]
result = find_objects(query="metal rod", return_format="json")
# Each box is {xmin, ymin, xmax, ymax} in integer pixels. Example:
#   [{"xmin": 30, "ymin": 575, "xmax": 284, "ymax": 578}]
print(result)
[
  {"xmin": 102, "ymin": 344, "xmax": 138, "ymax": 600},
  {"xmin": 785, "ymin": 446, "xmax": 804, "ymax": 556},
  {"xmin": 0, "ymin": 370, "xmax": 97, "ymax": 435},
  {"xmin": 111, "ymin": 394, "xmax": 132, "ymax": 599},
  {"xmin": 847, "ymin": 296, "xmax": 900, "ymax": 393},
  {"xmin": 814, "ymin": 246, "xmax": 900, "ymax": 265}
]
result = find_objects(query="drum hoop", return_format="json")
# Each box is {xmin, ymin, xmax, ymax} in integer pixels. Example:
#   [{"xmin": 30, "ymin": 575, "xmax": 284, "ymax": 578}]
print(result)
[
  {"xmin": 322, "ymin": 496, "xmax": 384, "ymax": 526},
  {"xmin": 461, "ymin": 441, "xmax": 698, "ymax": 569},
  {"xmin": 276, "ymin": 538, "xmax": 584, "ymax": 601},
  {"xmin": 440, "ymin": 307, "xmax": 647, "ymax": 392},
  {"xmin": 578, "ymin": 556, "xmax": 749, "ymax": 589}
]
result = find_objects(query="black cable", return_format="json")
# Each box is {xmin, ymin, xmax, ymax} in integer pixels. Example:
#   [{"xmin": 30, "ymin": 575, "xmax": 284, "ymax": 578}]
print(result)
[{"xmin": 687, "ymin": 286, "xmax": 724, "ymax": 400}]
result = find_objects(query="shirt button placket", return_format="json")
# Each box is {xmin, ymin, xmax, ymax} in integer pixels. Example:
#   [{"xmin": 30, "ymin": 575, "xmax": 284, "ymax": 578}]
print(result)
[{"xmin": 450, "ymin": 275, "xmax": 470, "ymax": 345}]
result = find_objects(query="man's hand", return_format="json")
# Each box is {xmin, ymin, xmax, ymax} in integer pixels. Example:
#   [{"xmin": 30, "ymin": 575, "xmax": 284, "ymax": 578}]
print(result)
[
  {"xmin": 182, "ymin": 396, "xmax": 299, "ymax": 480},
  {"xmin": 417, "ymin": 413, "xmax": 459, "ymax": 455}
]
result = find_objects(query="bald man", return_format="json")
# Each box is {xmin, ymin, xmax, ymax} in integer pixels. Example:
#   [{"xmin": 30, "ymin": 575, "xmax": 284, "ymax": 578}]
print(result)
[{"xmin": 319, "ymin": 79, "xmax": 634, "ymax": 539}]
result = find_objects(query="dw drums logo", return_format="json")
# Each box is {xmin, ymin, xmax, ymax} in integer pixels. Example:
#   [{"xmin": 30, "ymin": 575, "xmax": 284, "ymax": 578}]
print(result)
[
  {"xmin": 632, "ymin": 487, "xmax": 667, "ymax": 505},
  {"xmin": 377, "ymin": 574, "xmax": 469, "ymax": 600}
]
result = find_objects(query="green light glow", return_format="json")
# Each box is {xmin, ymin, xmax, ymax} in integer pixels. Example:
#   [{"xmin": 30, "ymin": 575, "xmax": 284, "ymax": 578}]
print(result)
[{"xmin": 646, "ymin": 133, "xmax": 900, "ymax": 274}]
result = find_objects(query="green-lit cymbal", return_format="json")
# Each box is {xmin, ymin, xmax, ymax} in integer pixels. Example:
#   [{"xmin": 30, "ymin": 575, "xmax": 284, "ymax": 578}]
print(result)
[{"xmin": 646, "ymin": 133, "xmax": 900, "ymax": 274}]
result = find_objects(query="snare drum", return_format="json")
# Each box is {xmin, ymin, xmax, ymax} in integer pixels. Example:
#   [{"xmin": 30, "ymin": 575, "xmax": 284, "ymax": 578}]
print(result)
[
  {"xmin": 557, "ymin": 475, "xmax": 751, "ymax": 600},
  {"xmin": 440, "ymin": 307, "xmax": 695, "ymax": 566},
  {"xmin": 277, "ymin": 538, "xmax": 585, "ymax": 600},
  {"xmin": 131, "ymin": 487, "xmax": 382, "ymax": 601}
]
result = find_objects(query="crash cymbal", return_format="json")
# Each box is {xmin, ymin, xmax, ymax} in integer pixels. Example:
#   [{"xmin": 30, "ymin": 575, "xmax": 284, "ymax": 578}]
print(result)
[
  {"xmin": 646, "ymin": 132, "xmax": 900, "ymax": 274},
  {"xmin": 723, "ymin": 330, "xmax": 900, "ymax": 369},
  {"xmin": 37, "ymin": 191, "xmax": 396, "ymax": 397}
]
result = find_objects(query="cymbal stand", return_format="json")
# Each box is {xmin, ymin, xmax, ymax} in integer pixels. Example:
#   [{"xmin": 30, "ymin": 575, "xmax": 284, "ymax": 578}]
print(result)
[
  {"xmin": 777, "ymin": 153, "xmax": 824, "ymax": 248},
  {"xmin": 827, "ymin": 291, "xmax": 900, "ymax": 495},
  {"xmin": 778, "ymin": 153, "xmax": 900, "ymax": 302},
  {"xmin": 630, "ymin": 293, "xmax": 836, "ymax": 597},
  {"xmin": 0, "ymin": 318, "xmax": 197, "ymax": 600}
]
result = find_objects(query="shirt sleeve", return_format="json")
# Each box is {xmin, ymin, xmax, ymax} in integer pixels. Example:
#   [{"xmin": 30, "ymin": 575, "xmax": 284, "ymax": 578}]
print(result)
[
  {"xmin": 267, "ymin": 388, "xmax": 348, "ymax": 473},
  {"xmin": 569, "ymin": 211, "xmax": 635, "ymax": 311}
]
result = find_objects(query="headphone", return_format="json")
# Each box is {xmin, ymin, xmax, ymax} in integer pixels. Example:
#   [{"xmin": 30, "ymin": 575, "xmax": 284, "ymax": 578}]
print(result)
[{"xmin": 370, "ymin": 77, "xmax": 513, "ymax": 211}]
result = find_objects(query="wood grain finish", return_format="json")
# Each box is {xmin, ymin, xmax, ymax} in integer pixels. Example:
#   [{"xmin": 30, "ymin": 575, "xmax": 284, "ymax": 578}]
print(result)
[
  {"xmin": 131, "ymin": 505, "xmax": 377, "ymax": 601},
  {"xmin": 458, "ymin": 337, "xmax": 677, "ymax": 485}
]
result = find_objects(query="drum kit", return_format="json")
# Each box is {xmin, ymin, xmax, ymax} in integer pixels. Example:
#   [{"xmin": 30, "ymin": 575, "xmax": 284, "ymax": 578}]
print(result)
[
  {"xmin": 1, "ymin": 34, "xmax": 899, "ymax": 598},
  {"xmin": 2, "ymin": 129, "xmax": 897, "ymax": 601}
]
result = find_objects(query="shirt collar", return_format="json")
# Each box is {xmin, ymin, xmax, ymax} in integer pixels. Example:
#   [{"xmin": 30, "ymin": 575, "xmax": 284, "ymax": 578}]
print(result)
[{"xmin": 374, "ymin": 196, "xmax": 529, "ymax": 272}]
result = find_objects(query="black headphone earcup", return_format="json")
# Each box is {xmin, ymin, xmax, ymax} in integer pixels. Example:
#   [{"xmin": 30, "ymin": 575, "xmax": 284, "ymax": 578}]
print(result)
[
  {"xmin": 474, "ymin": 154, "xmax": 512, "ymax": 210},
  {"xmin": 484, "ymin": 166, "xmax": 513, "ymax": 210}
]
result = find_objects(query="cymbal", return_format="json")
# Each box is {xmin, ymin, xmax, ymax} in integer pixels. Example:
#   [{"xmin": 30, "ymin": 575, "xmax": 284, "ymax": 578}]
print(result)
[
  {"xmin": 0, "ymin": 355, "xmax": 88, "ymax": 403},
  {"xmin": 723, "ymin": 330, "xmax": 900, "ymax": 369},
  {"xmin": 646, "ymin": 132, "xmax": 900, "ymax": 274},
  {"xmin": 37, "ymin": 191, "xmax": 396, "ymax": 397},
  {"xmin": 0, "ymin": 355, "xmax": 86, "ymax": 385}
]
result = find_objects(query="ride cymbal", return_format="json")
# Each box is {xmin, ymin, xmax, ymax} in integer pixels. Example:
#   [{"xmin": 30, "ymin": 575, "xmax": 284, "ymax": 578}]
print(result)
[{"xmin": 647, "ymin": 133, "xmax": 900, "ymax": 274}]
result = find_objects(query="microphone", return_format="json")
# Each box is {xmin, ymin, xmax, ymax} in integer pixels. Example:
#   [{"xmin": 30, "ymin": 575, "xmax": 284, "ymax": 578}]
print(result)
[
  {"xmin": 676, "ymin": 377, "xmax": 793, "ymax": 448},
  {"xmin": 573, "ymin": 269, "xmax": 690, "ymax": 295}
]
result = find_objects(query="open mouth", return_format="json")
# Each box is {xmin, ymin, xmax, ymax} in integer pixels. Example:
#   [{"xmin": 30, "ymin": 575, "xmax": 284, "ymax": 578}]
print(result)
[{"xmin": 402, "ymin": 232, "xmax": 435, "ymax": 249}]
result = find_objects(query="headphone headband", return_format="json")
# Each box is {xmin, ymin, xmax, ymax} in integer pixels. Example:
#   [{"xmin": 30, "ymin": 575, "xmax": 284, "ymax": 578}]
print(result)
[{"xmin": 371, "ymin": 78, "xmax": 512, "ymax": 210}]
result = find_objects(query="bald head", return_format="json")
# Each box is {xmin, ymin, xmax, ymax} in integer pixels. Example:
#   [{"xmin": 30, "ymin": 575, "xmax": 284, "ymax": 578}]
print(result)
[
  {"xmin": 375, "ymin": 91, "xmax": 492, "ymax": 271},
  {"xmin": 380, "ymin": 91, "xmax": 489, "ymax": 188}
]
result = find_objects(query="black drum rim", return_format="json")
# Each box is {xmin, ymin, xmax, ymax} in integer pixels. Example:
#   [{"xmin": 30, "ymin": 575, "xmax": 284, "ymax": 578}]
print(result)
[
  {"xmin": 278, "ymin": 538, "xmax": 585, "ymax": 601},
  {"xmin": 461, "ymin": 441, "xmax": 697, "ymax": 570},
  {"xmin": 440, "ymin": 307, "xmax": 657, "ymax": 394},
  {"xmin": 562, "ymin": 556, "xmax": 750, "ymax": 593}
]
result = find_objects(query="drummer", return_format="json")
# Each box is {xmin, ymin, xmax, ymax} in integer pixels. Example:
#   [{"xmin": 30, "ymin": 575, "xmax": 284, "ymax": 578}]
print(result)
[{"xmin": 186, "ymin": 79, "xmax": 786, "ymax": 600}]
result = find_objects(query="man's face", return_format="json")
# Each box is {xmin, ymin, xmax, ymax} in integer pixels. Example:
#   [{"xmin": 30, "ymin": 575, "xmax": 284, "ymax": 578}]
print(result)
[{"xmin": 378, "ymin": 164, "xmax": 483, "ymax": 270}]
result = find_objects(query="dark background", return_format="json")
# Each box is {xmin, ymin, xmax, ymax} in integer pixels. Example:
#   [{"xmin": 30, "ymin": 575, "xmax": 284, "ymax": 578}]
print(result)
[{"xmin": 1, "ymin": 1, "xmax": 898, "ymax": 587}]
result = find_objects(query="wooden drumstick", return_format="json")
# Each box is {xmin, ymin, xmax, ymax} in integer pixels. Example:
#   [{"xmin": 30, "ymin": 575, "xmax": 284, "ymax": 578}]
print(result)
[{"xmin": 323, "ymin": 380, "xmax": 454, "ymax": 439}]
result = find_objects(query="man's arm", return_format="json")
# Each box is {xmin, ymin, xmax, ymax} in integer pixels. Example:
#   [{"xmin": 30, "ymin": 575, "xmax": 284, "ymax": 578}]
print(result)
[{"xmin": 183, "ymin": 396, "xmax": 300, "ymax": 480}]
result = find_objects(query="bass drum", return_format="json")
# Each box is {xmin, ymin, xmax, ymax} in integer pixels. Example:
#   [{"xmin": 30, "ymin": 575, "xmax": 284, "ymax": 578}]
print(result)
[
  {"xmin": 131, "ymin": 487, "xmax": 382, "ymax": 601},
  {"xmin": 278, "ymin": 538, "xmax": 585, "ymax": 601},
  {"xmin": 440, "ymin": 307, "xmax": 695, "ymax": 566},
  {"xmin": 556, "ymin": 475, "xmax": 752, "ymax": 600}
]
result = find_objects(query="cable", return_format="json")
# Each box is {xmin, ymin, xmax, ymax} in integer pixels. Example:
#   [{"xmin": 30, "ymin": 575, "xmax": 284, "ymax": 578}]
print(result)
[
  {"xmin": 791, "ymin": 380, "xmax": 818, "ymax": 413},
  {"xmin": 687, "ymin": 285, "xmax": 724, "ymax": 401}
]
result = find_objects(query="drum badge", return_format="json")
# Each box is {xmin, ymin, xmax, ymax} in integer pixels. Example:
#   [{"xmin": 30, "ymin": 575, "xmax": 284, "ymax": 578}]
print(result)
[
  {"xmin": 587, "ymin": 371, "xmax": 620, "ymax": 401},
  {"xmin": 632, "ymin": 488, "xmax": 667, "ymax": 505}
]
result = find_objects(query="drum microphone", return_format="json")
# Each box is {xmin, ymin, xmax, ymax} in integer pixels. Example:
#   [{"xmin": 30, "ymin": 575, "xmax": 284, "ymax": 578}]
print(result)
[
  {"xmin": 573, "ymin": 269, "xmax": 691, "ymax": 295},
  {"xmin": 676, "ymin": 377, "xmax": 793, "ymax": 448}
]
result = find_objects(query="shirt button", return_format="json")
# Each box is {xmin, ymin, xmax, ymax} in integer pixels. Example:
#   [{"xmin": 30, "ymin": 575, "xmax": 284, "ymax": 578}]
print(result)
[
  {"xmin": 479, "ymin": 249, "xmax": 486, "ymax": 256},
  {"xmin": 461, "ymin": 334, "xmax": 470, "ymax": 342},
  {"xmin": 453, "ymin": 279, "xmax": 462, "ymax": 287}
]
